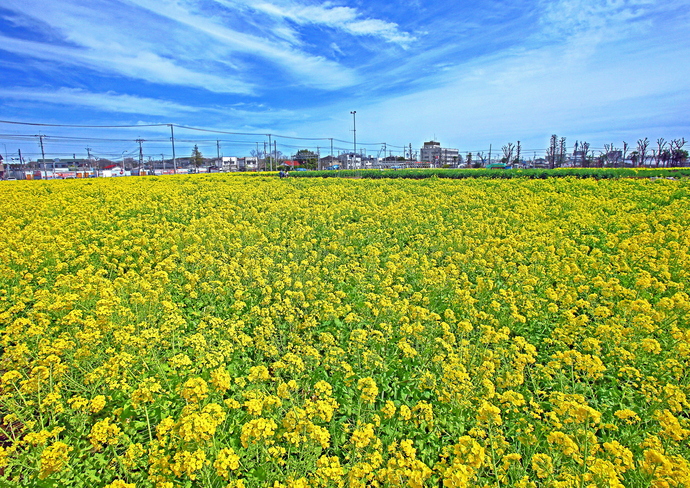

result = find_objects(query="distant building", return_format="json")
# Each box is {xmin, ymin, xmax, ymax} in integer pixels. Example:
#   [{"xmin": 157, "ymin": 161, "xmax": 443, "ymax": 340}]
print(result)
[
  {"xmin": 419, "ymin": 141, "xmax": 459, "ymax": 166},
  {"xmin": 220, "ymin": 156, "xmax": 238, "ymax": 170},
  {"xmin": 338, "ymin": 152, "xmax": 364, "ymax": 169},
  {"xmin": 238, "ymin": 157, "xmax": 258, "ymax": 171},
  {"xmin": 319, "ymin": 155, "xmax": 338, "ymax": 169}
]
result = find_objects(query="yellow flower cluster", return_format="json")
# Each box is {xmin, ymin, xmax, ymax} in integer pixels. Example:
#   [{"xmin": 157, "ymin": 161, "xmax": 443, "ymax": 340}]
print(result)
[{"xmin": 0, "ymin": 175, "xmax": 688, "ymax": 486}]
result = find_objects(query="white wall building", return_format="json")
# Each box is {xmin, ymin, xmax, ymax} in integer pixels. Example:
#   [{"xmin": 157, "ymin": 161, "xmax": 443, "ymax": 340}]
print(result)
[{"xmin": 420, "ymin": 141, "xmax": 459, "ymax": 166}]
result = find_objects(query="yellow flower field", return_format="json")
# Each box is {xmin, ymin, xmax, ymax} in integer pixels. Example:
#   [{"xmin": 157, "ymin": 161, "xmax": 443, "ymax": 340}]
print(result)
[{"xmin": 0, "ymin": 175, "xmax": 688, "ymax": 487}]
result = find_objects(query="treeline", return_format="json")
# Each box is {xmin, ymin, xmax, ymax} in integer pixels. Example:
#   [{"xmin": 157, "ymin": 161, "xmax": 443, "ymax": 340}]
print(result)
[{"xmin": 287, "ymin": 167, "xmax": 690, "ymax": 180}]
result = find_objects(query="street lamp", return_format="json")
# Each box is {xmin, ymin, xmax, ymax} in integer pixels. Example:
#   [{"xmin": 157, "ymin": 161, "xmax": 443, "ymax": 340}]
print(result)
[{"xmin": 350, "ymin": 111, "xmax": 356, "ymax": 170}]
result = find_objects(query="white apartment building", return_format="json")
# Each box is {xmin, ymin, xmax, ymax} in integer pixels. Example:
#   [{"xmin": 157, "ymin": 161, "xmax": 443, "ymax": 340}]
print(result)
[{"xmin": 419, "ymin": 141, "xmax": 459, "ymax": 166}]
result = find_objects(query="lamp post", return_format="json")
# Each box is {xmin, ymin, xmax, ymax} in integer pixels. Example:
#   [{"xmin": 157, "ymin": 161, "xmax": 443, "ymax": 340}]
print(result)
[{"xmin": 350, "ymin": 111, "xmax": 356, "ymax": 170}]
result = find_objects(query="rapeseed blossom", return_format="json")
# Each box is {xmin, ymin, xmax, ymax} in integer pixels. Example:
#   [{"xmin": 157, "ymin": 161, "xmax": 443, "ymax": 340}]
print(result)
[{"xmin": 0, "ymin": 175, "xmax": 688, "ymax": 486}]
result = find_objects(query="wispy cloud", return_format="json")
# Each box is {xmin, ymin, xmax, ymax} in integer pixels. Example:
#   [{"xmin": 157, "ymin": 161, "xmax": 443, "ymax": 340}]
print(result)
[
  {"xmin": 233, "ymin": 0, "xmax": 416, "ymax": 46},
  {"xmin": 125, "ymin": 0, "xmax": 360, "ymax": 89},
  {"xmin": 0, "ymin": 0, "xmax": 257, "ymax": 94},
  {"xmin": 0, "ymin": 87, "xmax": 208, "ymax": 116},
  {"xmin": 285, "ymin": 0, "xmax": 690, "ymax": 150}
]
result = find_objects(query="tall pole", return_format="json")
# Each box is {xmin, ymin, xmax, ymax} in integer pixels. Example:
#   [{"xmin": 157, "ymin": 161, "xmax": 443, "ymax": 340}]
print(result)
[
  {"xmin": 268, "ymin": 134, "xmax": 272, "ymax": 171},
  {"xmin": 217, "ymin": 140, "xmax": 221, "ymax": 168},
  {"xmin": 330, "ymin": 138, "xmax": 333, "ymax": 168},
  {"xmin": 263, "ymin": 142, "xmax": 267, "ymax": 171},
  {"xmin": 169, "ymin": 125, "xmax": 177, "ymax": 174},
  {"xmin": 256, "ymin": 142, "xmax": 260, "ymax": 171},
  {"xmin": 38, "ymin": 134, "xmax": 47, "ymax": 179},
  {"xmin": 274, "ymin": 140, "xmax": 277, "ymax": 170},
  {"xmin": 161, "ymin": 153, "xmax": 165, "ymax": 173},
  {"xmin": 488, "ymin": 144, "xmax": 492, "ymax": 168},
  {"xmin": 516, "ymin": 141, "xmax": 521, "ymax": 167},
  {"xmin": 350, "ymin": 111, "xmax": 356, "ymax": 170},
  {"xmin": 85, "ymin": 147, "xmax": 93, "ymax": 176},
  {"xmin": 136, "ymin": 139, "xmax": 145, "ymax": 172}
]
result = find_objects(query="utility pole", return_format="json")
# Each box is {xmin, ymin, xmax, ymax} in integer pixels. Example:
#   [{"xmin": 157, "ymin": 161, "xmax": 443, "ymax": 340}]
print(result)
[
  {"xmin": 268, "ymin": 134, "xmax": 272, "ymax": 171},
  {"xmin": 38, "ymin": 134, "xmax": 47, "ymax": 179},
  {"xmin": 161, "ymin": 154, "xmax": 165, "ymax": 173},
  {"xmin": 217, "ymin": 140, "xmax": 221, "ymax": 168},
  {"xmin": 169, "ymin": 125, "xmax": 177, "ymax": 174},
  {"xmin": 274, "ymin": 140, "xmax": 277, "ymax": 170},
  {"xmin": 317, "ymin": 146, "xmax": 320, "ymax": 170},
  {"xmin": 85, "ymin": 147, "xmax": 93, "ymax": 174},
  {"xmin": 330, "ymin": 138, "xmax": 334, "ymax": 168},
  {"xmin": 256, "ymin": 142, "xmax": 260, "ymax": 171},
  {"xmin": 136, "ymin": 139, "xmax": 145, "ymax": 172},
  {"xmin": 516, "ymin": 141, "xmax": 521, "ymax": 167},
  {"xmin": 263, "ymin": 142, "xmax": 267, "ymax": 171},
  {"xmin": 488, "ymin": 144, "xmax": 492, "ymax": 167},
  {"xmin": 409, "ymin": 143, "xmax": 413, "ymax": 162},
  {"xmin": 350, "ymin": 111, "xmax": 356, "ymax": 170}
]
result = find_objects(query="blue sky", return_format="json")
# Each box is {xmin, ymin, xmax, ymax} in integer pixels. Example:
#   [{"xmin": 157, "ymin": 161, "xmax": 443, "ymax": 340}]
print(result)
[{"xmin": 1, "ymin": 0, "xmax": 689, "ymax": 161}]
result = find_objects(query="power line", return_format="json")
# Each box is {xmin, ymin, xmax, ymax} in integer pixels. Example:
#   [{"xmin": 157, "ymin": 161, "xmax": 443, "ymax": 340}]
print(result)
[{"xmin": 0, "ymin": 120, "xmax": 169, "ymax": 128}]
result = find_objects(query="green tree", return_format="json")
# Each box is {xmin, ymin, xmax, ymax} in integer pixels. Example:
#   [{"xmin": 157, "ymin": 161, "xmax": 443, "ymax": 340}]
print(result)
[
  {"xmin": 294, "ymin": 149, "xmax": 318, "ymax": 169},
  {"xmin": 191, "ymin": 145, "xmax": 204, "ymax": 169}
]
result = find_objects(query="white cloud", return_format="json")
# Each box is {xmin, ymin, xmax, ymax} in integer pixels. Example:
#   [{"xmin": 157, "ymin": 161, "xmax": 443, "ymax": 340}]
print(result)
[
  {"xmin": 284, "ymin": 1, "xmax": 690, "ymax": 152},
  {"xmin": 125, "ymin": 0, "xmax": 359, "ymax": 89},
  {"xmin": 0, "ymin": 0, "xmax": 257, "ymax": 95},
  {"xmin": 330, "ymin": 42, "xmax": 344, "ymax": 56},
  {"xmin": 0, "ymin": 88, "xmax": 308, "ymax": 129},
  {"xmin": 216, "ymin": 0, "xmax": 415, "ymax": 47},
  {"xmin": 0, "ymin": 87, "xmax": 207, "ymax": 116},
  {"xmin": 0, "ymin": 0, "xmax": 358, "ymax": 93},
  {"xmin": 218, "ymin": 0, "xmax": 415, "ymax": 47}
]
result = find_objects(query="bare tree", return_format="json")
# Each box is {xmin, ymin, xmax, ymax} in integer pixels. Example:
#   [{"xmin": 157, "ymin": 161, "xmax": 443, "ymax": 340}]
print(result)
[
  {"xmin": 604, "ymin": 143, "xmax": 623, "ymax": 167},
  {"xmin": 656, "ymin": 138, "xmax": 667, "ymax": 167},
  {"xmin": 622, "ymin": 141, "xmax": 629, "ymax": 166},
  {"xmin": 636, "ymin": 138, "xmax": 649, "ymax": 167},
  {"xmin": 558, "ymin": 137, "xmax": 567, "ymax": 166},
  {"xmin": 546, "ymin": 134, "xmax": 558, "ymax": 169},
  {"xmin": 580, "ymin": 141, "xmax": 590, "ymax": 167},
  {"xmin": 603, "ymin": 143, "xmax": 614, "ymax": 167},
  {"xmin": 670, "ymin": 138, "xmax": 686, "ymax": 167},
  {"xmin": 502, "ymin": 143, "xmax": 514, "ymax": 164},
  {"xmin": 598, "ymin": 151, "xmax": 608, "ymax": 168},
  {"xmin": 476, "ymin": 152, "xmax": 486, "ymax": 167}
]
